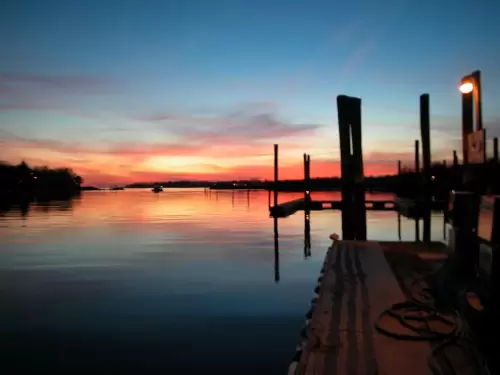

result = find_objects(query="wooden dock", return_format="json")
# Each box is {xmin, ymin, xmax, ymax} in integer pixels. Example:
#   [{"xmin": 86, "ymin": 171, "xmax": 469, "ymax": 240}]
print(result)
[
  {"xmin": 289, "ymin": 241, "xmax": 482, "ymax": 375},
  {"xmin": 271, "ymin": 198, "xmax": 446, "ymax": 218}
]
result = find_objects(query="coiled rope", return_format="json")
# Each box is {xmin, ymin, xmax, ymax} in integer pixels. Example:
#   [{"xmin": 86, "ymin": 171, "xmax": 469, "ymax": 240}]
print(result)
[{"xmin": 374, "ymin": 262, "xmax": 491, "ymax": 375}]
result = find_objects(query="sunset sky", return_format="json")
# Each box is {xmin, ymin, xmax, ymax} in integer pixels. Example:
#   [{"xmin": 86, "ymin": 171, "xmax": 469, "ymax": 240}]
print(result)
[{"xmin": 1, "ymin": 0, "xmax": 500, "ymax": 186}]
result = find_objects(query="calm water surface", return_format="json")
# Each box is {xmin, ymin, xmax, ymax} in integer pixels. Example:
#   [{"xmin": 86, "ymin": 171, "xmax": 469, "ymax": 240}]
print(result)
[{"xmin": 0, "ymin": 189, "xmax": 445, "ymax": 374}]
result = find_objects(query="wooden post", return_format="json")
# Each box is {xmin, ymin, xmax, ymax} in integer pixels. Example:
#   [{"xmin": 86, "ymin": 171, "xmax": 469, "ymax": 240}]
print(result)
[
  {"xmin": 274, "ymin": 144, "xmax": 278, "ymax": 207},
  {"xmin": 494, "ymin": 137, "xmax": 499, "ymax": 162},
  {"xmin": 443, "ymin": 160, "xmax": 447, "ymax": 167},
  {"xmin": 420, "ymin": 94, "xmax": 431, "ymax": 243},
  {"xmin": 453, "ymin": 150, "xmax": 458, "ymax": 166},
  {"xmin": 397, "ymin": 160, "xmax": 402, "ymax": 175},
  {"xmin": 472, "ymin": 70, "xmax": 483, "ymax": 131},
  {"xmin": 337, "ymin": 95, "xmax": 366, "ymax": 240},
  {"xmin": 462, "ymin": 92, "xmax": 473, "ymax": 164},
  {"xmin": 415, "ymin": 140, "xmax": 420, "ymax": 173}
]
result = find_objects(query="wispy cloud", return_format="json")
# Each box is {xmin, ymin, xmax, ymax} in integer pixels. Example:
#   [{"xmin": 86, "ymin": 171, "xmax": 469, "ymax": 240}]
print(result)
[{"xmin": 0, "ymin": 72, "xmax": 117, "ymax": 112}]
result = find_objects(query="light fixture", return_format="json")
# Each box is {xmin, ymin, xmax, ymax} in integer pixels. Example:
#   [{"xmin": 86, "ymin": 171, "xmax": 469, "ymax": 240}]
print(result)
[{"xmin": 459, "ymin": 81, "xmax": 474, "ymax": 94}]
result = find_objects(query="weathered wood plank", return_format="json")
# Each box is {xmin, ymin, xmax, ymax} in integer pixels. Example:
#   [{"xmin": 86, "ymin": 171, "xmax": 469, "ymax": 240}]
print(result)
[{"xmin": 295, "ymin": 241, "xmax": 433, "ymax": 375}]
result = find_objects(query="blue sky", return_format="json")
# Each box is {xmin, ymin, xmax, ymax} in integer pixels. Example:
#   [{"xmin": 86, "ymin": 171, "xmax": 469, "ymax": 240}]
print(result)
[{"xmin": 1, "ymin": 0, "xmax": 500, "ymax": 184}]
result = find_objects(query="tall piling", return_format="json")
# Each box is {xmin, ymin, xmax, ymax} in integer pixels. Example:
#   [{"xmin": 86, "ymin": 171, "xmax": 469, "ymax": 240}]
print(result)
[
  {"xmin": 337, "ymin": 95, "xmax": 366, "ymax": 240},
  {"xmin": 494, "ymin": 137, "xmax": 499, "ymax": 162},
  {"xmin": 420, "ymin": 94, "xmax": 431, "ymax": 243},
  {"xmin": 462, "ymin": 92, "xmax": 474, "ymax": 164},
  {"xmin": 274, "ymin": 144, "xmax": 278, "ymax": 207},
  {"xmin": 415, "ymin": 140, "xmax": 420, "ymax": 173}
]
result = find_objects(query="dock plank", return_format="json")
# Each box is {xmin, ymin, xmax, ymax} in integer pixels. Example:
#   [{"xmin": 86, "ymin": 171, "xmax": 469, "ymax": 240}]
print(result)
[{"xmin": 295, "ymin": 241, "xmax": 432, "ymax": 375}]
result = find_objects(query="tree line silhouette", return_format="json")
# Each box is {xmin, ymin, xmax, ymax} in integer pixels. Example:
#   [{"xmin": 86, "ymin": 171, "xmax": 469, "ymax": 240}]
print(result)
[{"xmin": 0, "ymin": 161, "xmax": 83, "ymax": 206}]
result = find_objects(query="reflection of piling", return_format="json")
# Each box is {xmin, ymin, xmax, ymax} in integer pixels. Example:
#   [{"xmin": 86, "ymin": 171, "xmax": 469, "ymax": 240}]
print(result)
[
  {"xmin": 337, "ymin": 95, "xmax": 366, "ymax": 240},
  {"xmin": 420, "ymin": 94, "xmax": 431, "ymax": 243},
  {"xmin": 247, "ymin": 190, "xmax": 250, "ymax": 208},
  {"xmin": 304, "ymin": 206, "xmax": 311, "ymax": 258},
  {"xmin": 274, "ymin": 144, "xmax": 279, "ymax": 206},
  {"xmin": 273, "ymin": 216, "xmax": 280, "ymax": 283},
  {"xmin": 397, "ymin": 213, "xmax": 401, "ymax": 241}
]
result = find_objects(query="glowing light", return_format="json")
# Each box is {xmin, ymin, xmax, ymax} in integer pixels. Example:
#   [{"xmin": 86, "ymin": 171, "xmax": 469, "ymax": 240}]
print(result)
[{"xmin": 459, "ymin": 82, "xmax": 474, "ymax": 94}]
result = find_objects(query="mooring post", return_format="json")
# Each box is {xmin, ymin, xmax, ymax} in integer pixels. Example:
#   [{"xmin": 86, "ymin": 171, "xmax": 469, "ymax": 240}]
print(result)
[
  {"xmin": 453, "ymin": 150, "xmax": 458, "ymax": 166},
  {"xmin": 303, "ymin": 153, "xmax": 311, "ymax": 204},
  {"xmin": 397, "ymin": 160, "xmax": 402, "ymax": 175},
  {"xmin": 415, "ymin": 138, "xmax": 421, "ymax": 243},
  {"xmin": 415, "ymin": 140, "xmax": 420, "ymax": 173},
  {"xmin": 494, "ymin": 137, "xmax": 499, "ymax": 162},
  {"xmin": 337, "ymin": 95, "xmax": 366, "ymax": 240},
  {"xmin": 306, "ymin": 154, "xmax": 311, "ymax": 203},
  {"xmin": 462, "ymin": 92, "xmax": 474, "ymax": 164},
  {"xmin": 443, "ymin": 160, "xmax": 447, "ymax": 168},
  {"xmin": 420, "ymin": 94, "xmax": 431, "ymax": 243},
  {"xmin": 274, "ymin": 144, "xmax": 278, "ymax": 207}
]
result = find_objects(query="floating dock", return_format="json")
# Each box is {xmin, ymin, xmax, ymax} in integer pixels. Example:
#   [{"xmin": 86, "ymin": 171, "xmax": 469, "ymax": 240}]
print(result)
[
  {"xmin": 271, "ymin": 198, "xmax": 446, "ymax": 218},
  {"xmin": 289, "ymin": 240, "xmax": 481, "ymax": 375}
]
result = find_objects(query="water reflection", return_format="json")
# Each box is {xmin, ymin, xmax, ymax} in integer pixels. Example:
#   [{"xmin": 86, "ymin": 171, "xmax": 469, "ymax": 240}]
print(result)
[
  {"xmin": 0, "ymin": 188, "xmax": 447, "ymax": 374},
  {"xmin": 274, "ymin": 216, "xmax": 280, "ymax": 283},
  {"xmin": 304, "ymin": 206, "xmax": 311, "ymax": 258}
]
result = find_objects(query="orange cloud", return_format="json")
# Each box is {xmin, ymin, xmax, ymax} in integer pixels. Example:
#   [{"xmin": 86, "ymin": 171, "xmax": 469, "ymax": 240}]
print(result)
[{"xmin": 1, "ymin": 129, "xmax": 413, "ymax": 186}]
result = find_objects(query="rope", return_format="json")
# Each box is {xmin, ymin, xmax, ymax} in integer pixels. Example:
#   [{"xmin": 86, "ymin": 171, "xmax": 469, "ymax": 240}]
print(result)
[{"xmin": 374, "ymin": 263, "xmax": 491, "ymax": 375}]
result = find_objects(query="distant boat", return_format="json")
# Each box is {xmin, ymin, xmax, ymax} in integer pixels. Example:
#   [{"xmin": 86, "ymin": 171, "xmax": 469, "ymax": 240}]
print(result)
[{"xmin": 152, "ymin": 184, "xmax": 163, "ymax": 193}]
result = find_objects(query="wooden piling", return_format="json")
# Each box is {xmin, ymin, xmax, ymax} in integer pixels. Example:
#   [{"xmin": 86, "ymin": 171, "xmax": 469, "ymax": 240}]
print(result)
[
  {"xmin": 453, "ymin": 150, "xmax": 458, "ymax": 167},
  {"xmin": 337, "ymin": 95, "xmax": 366, "ymax": 240},
  {"xmin": 462, "ymin": 92, "xmax": 473, "ymax": 164},
  {"xmin": 420, "ymin": 94, "xmax": 431, "ymax": 243},
  {"xmin": 274, "ymin": 144, "xmax": 278, "ymax": 206},
  {"xmin": 494, "ymin": 137, "xmax": 499, "ymax": 162},
  {"xmin": 414, "ymin": 140, "xmax": 420, "ymax": 173},
  {"xmin": 397, "ymin": 160, "xmax": 402, "ymax": 175}
]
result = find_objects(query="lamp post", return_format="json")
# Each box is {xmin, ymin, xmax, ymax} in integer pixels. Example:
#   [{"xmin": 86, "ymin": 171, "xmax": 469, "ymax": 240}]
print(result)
[
  {"xmin": 459, "ymin": 70, "xmax": 483, "ymax": 165},
  {"xmin": 459, "ymin": 70, "xmax": 483, "ymax": 131}
]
